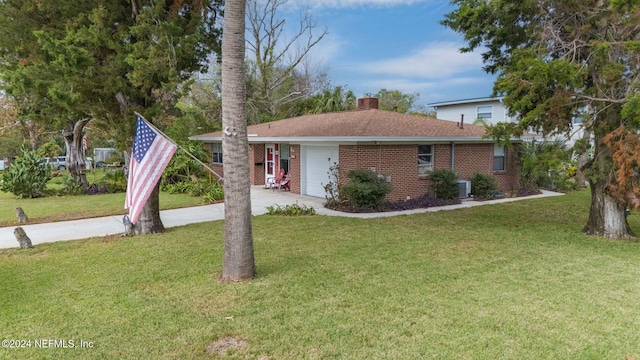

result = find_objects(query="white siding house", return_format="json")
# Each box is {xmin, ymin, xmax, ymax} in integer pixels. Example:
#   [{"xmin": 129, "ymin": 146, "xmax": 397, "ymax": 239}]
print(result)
[
  {"xmin": 429, "ymin": 96, "xmax": 584, "ymax": 147},
  {"xmin": 428, "ymin": 97, "xmax": 518, "ymax": 125}
]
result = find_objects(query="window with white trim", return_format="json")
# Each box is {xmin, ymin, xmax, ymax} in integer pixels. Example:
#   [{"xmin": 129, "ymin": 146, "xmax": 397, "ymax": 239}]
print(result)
[
  {"xmin": 279, "ymin": 143, "xmax": 290, "ymax": 174},
  {"xmin": 212, "ymin": 143, "xmax": 223, "ymax": 164},
  {"xmin": 493, "ymin": 145, "xmax": 505, "ymax": 171},
  {"xmin": 477, "ymin": 105, "xmax": 493, "ymax": 121},
  {"xmin": 418, "ymin": 145, "xmax": 433, "ymax": 175}
]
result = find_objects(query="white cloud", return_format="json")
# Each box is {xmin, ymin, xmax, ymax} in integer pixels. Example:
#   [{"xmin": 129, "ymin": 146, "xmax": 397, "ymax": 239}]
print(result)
[{"xmin": 359, "ymin": 41, "xmax": 484, "ymax": 79}]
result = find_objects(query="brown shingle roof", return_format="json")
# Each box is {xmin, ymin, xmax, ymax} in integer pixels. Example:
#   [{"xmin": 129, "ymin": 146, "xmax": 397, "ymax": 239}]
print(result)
[{"xmin": 192, "ymin": 109, "xmax": 488, "ymax": 140}]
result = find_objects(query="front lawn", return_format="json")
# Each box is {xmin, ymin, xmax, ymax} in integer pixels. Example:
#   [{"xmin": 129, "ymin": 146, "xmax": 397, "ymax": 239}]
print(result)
[
  {"xmin": 1, "ymin": 190, "xmax": 639, "ymax": 359},
  {"xmin": 0, "ymin": 190, "xmax": 203, "ymax": 227}
]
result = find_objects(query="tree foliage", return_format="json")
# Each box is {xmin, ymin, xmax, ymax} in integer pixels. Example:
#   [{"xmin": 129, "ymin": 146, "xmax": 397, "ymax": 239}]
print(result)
[
  {"xmin": 0, "ymin": 0, "xmax": 222, "ymax": 184},
  {"xmin": 311, "ymin": 86, "xmax": 356, "ymax": 114},
  {"xmin": 444, "ymin": 0, "xmax": 640, "ymax": 238},
  {"xmin": 374, "ymin": 89, "xmax": 424, "ymax": 114},
  {"xmin": 518, "ymin": 141, "xmax": 570, "ymax": 191},
  {"xmin": 245, "ymin": 0, "xmax": 328, "ymax": 123}
]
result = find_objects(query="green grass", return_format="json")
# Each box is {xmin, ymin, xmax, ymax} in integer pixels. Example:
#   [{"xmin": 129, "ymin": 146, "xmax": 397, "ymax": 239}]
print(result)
[
  {"xmin": 0, "ymin": 190, "xmax": 203, "ymax": 227},
  {"xmin": 1, "ymin": 190, "xmax": 640, "ymax": 359},
  {"xmin": 0, "ymin": 168, "xmax": 203, "ymax": 226}
]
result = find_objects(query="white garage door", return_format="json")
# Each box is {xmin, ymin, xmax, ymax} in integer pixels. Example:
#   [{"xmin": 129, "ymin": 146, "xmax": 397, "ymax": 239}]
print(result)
[{"xmin": 303, "ymin": 145, "xmax": 339, "ymax": 198}]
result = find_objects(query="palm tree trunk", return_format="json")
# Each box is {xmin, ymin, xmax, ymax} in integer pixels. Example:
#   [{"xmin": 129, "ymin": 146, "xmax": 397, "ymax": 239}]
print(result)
[{"xmin": 219, "ymin": 0, "xmax": 255, "ymax": 282}]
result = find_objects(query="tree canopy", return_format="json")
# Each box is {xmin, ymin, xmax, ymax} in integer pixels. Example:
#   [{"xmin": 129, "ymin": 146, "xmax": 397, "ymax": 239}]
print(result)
[{"xmin": 443, "ymin": 0, "xmax": 640, "ymax": 239}]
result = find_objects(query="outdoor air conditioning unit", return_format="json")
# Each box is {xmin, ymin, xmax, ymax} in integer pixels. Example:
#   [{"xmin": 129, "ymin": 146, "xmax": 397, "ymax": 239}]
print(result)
[{"xmin": 456, "ymin": 180, "xmax": 471, "ymax": 199}]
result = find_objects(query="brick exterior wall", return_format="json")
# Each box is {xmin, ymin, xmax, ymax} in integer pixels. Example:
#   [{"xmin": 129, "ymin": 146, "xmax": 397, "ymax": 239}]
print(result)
[
  {"xmin": 339, "ymin": 145, "xmax": 429, "ymax": 202},
  {"xmin": 452, "ymin": 143, "xmax": 493, "ymax": 180},
  {"xmin": 288, "ymin": 145, "xmax": 301, "ymax": 194},
  {"xmin": 337, "ymin": 143, "xmax": 521, "ymax": 202},
  {"xmin": 215, "ymin": 142, "xmax": 521, "ymax": 200},
  {"xmin": 249, "ymin": 144, "xmax": 265, "ymax": 186},
  {"xmin": 494, "ymin": 145, "xmax": 520, "ymax": 191}
]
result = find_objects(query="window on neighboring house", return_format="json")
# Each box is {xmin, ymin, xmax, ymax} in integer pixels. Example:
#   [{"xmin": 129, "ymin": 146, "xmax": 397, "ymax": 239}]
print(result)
[
  {"xmin": 493, "ymin": 145, "xmax": 505, "ymax": 171},
  {"xmin": 279, "ymin": 143, "xmax": 290, "ymax": 174},
  {"xmin": 572, "ymin": 116, "xmax": 583, "ymax": 124},
  {"xmin": 418, "ymin": 145, "xmax": 433, "ymax": 175},
  {"xmin": 477, "ymin": 105, "xmax": 493, "ymax": 121},
  {"xmin": 212, "ymin": 143, "xmax": 223, "ymax": 164}
]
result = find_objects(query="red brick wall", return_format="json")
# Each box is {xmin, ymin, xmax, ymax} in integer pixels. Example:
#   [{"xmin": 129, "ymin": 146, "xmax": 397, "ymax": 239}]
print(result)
[
  {"xmin": 337, "ymin": 143, "xmax": 521, "ymax": 202},
  {"xmin": 288, "ymin": 145, "xmax": 301, "ymax": 194},
  {"xmin": 442, "ymin": 143, "xmax": 520, "ymax": 192},
  {"xmin": 494, "ymin": 145, "xmax": 520, "ymax": 191},
  {"xmin": 452, "ymin": 143, "xmax": 493, "ymax": 181},
  {"xmin": 249, "ymin": 144, "xmax": 266, "ymax": 186},
  {"xmin": 339, "ymin": 145, "xmax": 429, "ymax": 202}
]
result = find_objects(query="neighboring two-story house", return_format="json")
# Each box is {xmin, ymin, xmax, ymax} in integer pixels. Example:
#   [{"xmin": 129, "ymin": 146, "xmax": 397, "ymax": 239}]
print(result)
[{"xmin": 428, "ymin": 96, "xmax": 585, "ymax": 147}]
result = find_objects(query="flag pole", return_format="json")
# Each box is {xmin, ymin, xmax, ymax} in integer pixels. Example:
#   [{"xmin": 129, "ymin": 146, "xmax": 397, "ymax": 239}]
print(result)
[{"xmin": 134, "ymin": 112, "xmax": 223, "ymax": 181}]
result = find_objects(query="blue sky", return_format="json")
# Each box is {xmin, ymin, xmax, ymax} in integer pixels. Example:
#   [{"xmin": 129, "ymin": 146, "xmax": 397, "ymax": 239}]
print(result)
[{"xmin": 284, "ymin": 0, "xmax": 497, "ymax": 108}]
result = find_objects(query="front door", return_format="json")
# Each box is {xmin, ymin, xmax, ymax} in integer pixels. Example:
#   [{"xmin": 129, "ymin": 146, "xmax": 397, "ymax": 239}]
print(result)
[{"xmin": 265, "ymin": 144, "xmax": 276, "ymax": 184}]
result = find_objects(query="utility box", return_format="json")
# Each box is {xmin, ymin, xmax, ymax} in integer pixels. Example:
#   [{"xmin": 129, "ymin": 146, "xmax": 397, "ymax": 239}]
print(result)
[{"xmin": 457, "ymin": 180, "xmax": 471, "ymax": 198}]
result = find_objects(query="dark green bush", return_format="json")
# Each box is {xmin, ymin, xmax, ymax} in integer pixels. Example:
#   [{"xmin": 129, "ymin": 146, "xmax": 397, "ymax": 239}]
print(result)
[
  {"xmin": 341, "ymin": 169, "xmax": 392, "ymax": 208},
  {"xmin": 163, "ymin": 177, "xmax": 224, "ymax": 203},
  {"xmin": 98, "ymin": 169, "xmax": 127, "ymax": 193},
  {"xmin": 470, "ymin": 172, "xmax": 498, "ymax": 198},
  {"xmin": 0, "ymin": 148, "xmax": 51, "ymax": 198},
  {"xmin": 430, "ymin": 168, "xmax": 459, "ymax": 199},
  {"xmin": 162, "ymin": 141, "xmax": 211, "ymax": 186}
]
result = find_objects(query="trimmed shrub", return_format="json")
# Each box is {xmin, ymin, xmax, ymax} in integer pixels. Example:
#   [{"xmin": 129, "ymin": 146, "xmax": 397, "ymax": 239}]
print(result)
[
  {"xmin": 265, "ymin": 204, "xmax": 316, "ymax": 216},
  {"xmin": 341, "ymin": 169, "xmax": 392, "ymax": 209},
  {"xmin": 470, "ymin": 172, "xmax": 498, "ymax": 198},
  {"xmin": 430, "ymin": 168, "xmax": 459, "ymax": 199}
]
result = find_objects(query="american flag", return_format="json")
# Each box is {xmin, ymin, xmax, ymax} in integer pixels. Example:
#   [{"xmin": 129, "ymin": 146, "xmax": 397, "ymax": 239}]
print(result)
[{"xmin": 124, "ymin": 117, "xmax": 177, "ymax": 224}]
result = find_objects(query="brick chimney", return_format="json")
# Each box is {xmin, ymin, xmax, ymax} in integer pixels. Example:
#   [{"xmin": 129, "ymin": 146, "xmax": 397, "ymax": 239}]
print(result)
[{"xmin": 357, "ymin": 95, "xmax": 378, "ymax": 110}]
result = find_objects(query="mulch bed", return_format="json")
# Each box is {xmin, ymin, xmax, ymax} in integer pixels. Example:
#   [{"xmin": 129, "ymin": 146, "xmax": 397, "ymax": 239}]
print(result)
[{"xmin": 325, "ymin": 189, "xmax": 542, "ymax": 213}]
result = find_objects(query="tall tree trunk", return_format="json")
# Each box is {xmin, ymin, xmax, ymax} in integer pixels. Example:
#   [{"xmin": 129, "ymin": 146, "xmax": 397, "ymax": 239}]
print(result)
[
  {"xmin": 219, "ymin": 0, "xmax": 255, "ymax": 282},
  {"xmin": 583, "ymin": 179, "xmax": 635, "ymax": 239},
  {"xmin": 61, "ymin": 119, "xmax": 90, "ymax": 187},
  {"xmin": 132, "ymin": 182, "xmax": 165, "ymax": 235}
]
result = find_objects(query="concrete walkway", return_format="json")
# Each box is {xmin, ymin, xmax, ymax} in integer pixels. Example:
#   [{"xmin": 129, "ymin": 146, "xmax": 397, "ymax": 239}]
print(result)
[{"xmin": 0, "ymin": 187, "xmax": 563, "ymax": 249}]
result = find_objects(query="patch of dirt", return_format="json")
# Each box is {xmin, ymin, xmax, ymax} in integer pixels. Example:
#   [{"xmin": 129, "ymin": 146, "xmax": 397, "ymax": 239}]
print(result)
[
  {"xmin": 101, "ymin": 234, "xmax": 124, "ymax": 243},
  {"xmin": 206, "ymin": 336, "xmax": 247, "ymax": 355}
]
